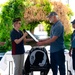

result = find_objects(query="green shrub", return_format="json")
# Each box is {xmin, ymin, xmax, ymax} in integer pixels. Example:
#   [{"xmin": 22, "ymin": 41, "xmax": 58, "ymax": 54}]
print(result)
[{"xmin": 64, "ymin": 33, "xmax": 71, "ymax": 50}]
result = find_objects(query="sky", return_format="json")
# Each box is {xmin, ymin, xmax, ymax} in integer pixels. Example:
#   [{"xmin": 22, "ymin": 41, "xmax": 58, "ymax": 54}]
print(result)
[
  {"xmin": 0, "ymin": 0, "xmax": 8, "ymax": 13},
  {"xmin": 0, "ymin": 0, "xmax": 8, "ymax": 4},
  {"xmin": 69, "ymin": 0, "xmax": 75, "ymax": 21}
]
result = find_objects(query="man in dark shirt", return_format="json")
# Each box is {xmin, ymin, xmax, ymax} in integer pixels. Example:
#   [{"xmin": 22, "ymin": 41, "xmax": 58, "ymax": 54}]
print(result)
[
  {"xmin": 69, "ymin": 19, "xmax": 75, "ymax": 72},
  {"xmin": 10, "ymin": 18, "xmax": 28, "ymax": 75}
]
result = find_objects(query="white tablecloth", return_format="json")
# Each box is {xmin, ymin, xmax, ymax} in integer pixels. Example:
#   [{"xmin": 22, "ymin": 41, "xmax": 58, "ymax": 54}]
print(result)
[
  {"xmin": 0, "ymin": 45, "xmax": 74, "ymax": 75},
  {"xmin": 0, "ymin": 45, "xmax": 32, "ymax": 75}
]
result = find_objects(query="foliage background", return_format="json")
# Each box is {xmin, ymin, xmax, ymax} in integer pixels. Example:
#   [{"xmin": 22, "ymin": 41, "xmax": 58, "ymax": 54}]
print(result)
[
  {"xmin": 0, "ymin": 0, "xmax": 25, "ymax": 52},
  {"xmin": 0, "ymin": 0, "xmax": 73, "ymax": 52}
]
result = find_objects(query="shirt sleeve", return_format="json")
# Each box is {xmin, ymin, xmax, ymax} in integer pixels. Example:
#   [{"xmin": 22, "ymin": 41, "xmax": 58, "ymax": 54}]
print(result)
[{"xmin": 10, "ymin": 31, "xmax": 17, "ymax": 41}]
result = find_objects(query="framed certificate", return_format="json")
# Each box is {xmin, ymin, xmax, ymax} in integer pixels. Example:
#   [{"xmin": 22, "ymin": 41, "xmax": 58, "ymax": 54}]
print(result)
[{"xmin": 26, "ymin": 30, "xmax": 39, "ymax": 42}]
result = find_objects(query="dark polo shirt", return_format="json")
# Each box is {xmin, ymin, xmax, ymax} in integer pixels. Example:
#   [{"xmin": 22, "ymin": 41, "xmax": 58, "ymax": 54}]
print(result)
[
  {"xmin": 10, "ymin": 28, "xmax": 25, "ymax": 55},
  {"xmin": 50, "ymin": 20, "xmax": 65, "ymax": 53}
]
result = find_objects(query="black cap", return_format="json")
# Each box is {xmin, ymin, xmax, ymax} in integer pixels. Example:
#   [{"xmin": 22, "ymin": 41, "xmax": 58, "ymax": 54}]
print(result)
[
  {"xmin": 47, "ymin": 12, "xmax": 57, "ymax": 18},
  {"xmin": 71, "ymin": 19, "xmax": 75, "ymax": 24}
]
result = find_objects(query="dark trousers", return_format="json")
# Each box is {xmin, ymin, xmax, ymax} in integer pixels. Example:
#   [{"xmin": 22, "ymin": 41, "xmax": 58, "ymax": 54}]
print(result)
[
  {"xmin": 50, "ymin": 50, "xmax": 65, "ymax": 75},
  {"xmin": 72, "ymin": 48, "xmax": 75, "ymax": 70}
]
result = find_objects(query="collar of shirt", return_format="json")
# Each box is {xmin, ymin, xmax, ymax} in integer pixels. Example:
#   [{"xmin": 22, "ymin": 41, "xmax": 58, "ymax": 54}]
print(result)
[{"xmin": 53, "ymin": 20, "xmax": 60, "ymax": 27}]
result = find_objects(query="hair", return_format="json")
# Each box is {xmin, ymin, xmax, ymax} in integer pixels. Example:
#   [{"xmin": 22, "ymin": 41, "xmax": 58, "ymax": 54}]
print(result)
[{"xmin": 13, "ymin": 17, "xmax": 21, "ymax": 23}]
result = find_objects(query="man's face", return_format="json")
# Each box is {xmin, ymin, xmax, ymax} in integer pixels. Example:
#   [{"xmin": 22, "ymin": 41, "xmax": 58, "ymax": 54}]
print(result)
[
  {"xmin": 72, "ymin": 24, "xmax": 75, "ymax": 28},
  {"xmin": 49, "ymin": 16, "xmax": 54, "ymax": 23},
  {"xmin": 14, "ymin": 21, "xmax": 21, "ymax": 28}
]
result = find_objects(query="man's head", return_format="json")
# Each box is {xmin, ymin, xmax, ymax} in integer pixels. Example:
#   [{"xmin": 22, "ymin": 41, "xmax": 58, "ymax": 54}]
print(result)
[
  {"xmin": 13, "ymin": 17, "xmax": 21, "ymax": 23},
  {"xmin": 13, "ymin": 17, "xmax": 21, "ymax": 28},
  {"xmin": 71, "ymin": 19, "xmax": 75, "ymax": 28},
  {"xmin": 47, "ymin": 12, "xmax": 58, "ymax": 24}
]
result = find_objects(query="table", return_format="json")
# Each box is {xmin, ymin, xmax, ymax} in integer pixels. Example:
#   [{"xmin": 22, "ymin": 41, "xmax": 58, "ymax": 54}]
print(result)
[{"xmin": 0, "ymin": 45, "xmax": 74, "ymax": 75}]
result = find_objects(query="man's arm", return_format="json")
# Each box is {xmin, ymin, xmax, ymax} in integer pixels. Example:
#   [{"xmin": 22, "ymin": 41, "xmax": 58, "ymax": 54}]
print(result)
[
  {"xmin": 37, "ymin": 36, "xmax": 58, "ymax": 46},
  {"xmin": 14, "ymin": 32, "xmax": 27, "ymax": 44}
]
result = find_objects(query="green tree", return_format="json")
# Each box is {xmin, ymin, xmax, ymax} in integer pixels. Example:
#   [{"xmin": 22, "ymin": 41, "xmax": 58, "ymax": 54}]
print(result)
[
  {"xmin": 0, "ymin": 0, "xmax": 73, "ymax": 52},
  {"xmin": 0, "ymin": 0, "xmax": 25, "ymax": 52}
]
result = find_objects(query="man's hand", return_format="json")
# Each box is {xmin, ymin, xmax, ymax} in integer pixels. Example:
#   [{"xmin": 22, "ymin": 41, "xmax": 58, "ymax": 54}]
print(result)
[
  {"xmin": 37, "ymin": 41, "xmax": 43, "ymax": 46},
  {"xmin": 23, "ymin": 32, "xmax": 28, "ymax": 39}
]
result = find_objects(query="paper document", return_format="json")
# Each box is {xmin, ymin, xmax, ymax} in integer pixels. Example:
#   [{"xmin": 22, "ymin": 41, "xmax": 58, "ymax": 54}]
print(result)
[{"xmin": 26, "ymin": 30, "xmax": 39, "ymax": 42}]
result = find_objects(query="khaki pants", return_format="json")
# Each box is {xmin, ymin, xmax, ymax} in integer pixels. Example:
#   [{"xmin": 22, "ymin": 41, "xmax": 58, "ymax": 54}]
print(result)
[{"xmin": 12, "ymin": 54, "xmax": 24, "ymax": 75}]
